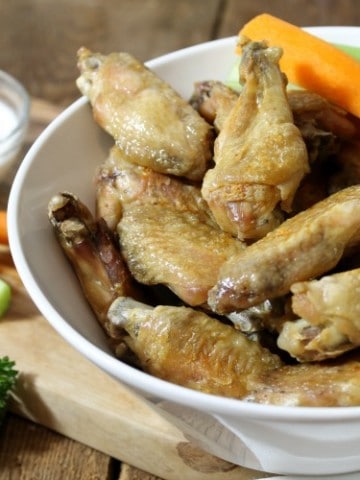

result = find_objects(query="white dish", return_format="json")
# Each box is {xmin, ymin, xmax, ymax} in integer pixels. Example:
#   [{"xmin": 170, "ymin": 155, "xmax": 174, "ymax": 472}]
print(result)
[
  {"xmin": 0, "ymin": 70, "xmax": 29, "ymax": 178},
  {"xmin": 8, "ymin": 27, "xmax": 360, "ymax": 476}
]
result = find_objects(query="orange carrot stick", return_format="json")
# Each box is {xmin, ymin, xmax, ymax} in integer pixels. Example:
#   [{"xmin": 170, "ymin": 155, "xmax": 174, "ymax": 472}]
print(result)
[
  {"xmin": 237, "ymin": 14, "xmax": 360, "ymax": 118},
  {"xmin": 0, "ymin": 211, "xmax": 8, "ymax": 245}
]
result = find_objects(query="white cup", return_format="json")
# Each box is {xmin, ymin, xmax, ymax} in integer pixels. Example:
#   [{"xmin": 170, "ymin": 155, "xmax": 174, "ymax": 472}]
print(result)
[{"xmin": 0, "ymin": 70, "xmax": 30, "ymax": 178}]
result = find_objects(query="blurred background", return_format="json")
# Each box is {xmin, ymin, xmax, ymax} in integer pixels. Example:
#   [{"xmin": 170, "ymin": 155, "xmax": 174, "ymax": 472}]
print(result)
[{"xmin": 1, "ymin": 0, "xmax": 359, "ymax": 107}]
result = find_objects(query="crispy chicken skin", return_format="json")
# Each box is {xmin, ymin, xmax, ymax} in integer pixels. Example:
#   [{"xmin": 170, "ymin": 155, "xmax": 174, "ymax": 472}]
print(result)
[
  {"xmin": 76, "ymin": 47, "xmax": 213, "ymax": 181},
  {"xmin": 47, "ymin": 192, "xmax": 145, "ymax": 335},
  {"xmin": 97, "ymin": 147, "xmax": 245, "ymax": 307},
  {"xmin": 109, "ymin": 298, "xmax": 360, "ymax": 406},
  {"xmin": 288, "ymin": 89, "xmax": 358, "ymax": 145},
  {"xmin": 95, "ymin": 145, "xmax": 215, "ymax": 230},
  {"xmin": 190, "ymin": 80, "xmax": 239, "ymax": 133},
  {"xmin": 108, "ymin": 297, "xmax": 282, "ymax": 398},
  {"xmin": 201, "ymin": 40, "xmax": 309, "ymax": 240},
  {"xmin": 191, "ymin": 80, "xmax": 359, "ymax": 213},
  {"xmin": 191, "ymin": 80, "xmax": 358, "ymax": 144},
  {"xmin": 277, "ymin": 268, "xmax": 360, "ymax": 362},
  {"xmin": 208, "ymin": 185, "xmax": 360, "ymax": 314},
  {"xmin": 245, "ymin": 353, "xmax": 360, "ymax": 406}
]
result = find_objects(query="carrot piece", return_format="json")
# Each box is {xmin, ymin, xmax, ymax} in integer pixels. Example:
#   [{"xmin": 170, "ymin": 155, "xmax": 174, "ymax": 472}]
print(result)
[
  {"xmin": 237, "ymin": 14, "xmax": 360, "ymax": 118},
  {"xmin": 0, "ymin": 211, "xmax": 8, "ymax": 245}
]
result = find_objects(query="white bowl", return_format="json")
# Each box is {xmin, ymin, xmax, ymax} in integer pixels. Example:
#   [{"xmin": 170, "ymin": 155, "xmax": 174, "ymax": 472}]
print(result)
[{"xmin": 8, "ymin": 27, "xmax": 360, "ymax": 477}]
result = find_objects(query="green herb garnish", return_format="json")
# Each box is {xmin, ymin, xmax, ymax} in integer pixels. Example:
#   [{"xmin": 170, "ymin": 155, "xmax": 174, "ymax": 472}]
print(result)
[{"xmin": 0, "ymin": 356, "xmax": 17, "ymax": 422}]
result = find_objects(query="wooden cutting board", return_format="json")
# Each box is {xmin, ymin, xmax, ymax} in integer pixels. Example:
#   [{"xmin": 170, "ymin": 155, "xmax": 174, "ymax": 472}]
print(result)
[{"xmin": 0, "ymin": 248, "xmax": 268, "ymax": 480}]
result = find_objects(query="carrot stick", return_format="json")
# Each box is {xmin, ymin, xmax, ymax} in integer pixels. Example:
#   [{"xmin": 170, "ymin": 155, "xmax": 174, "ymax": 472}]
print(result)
[
  {"xmin": 0, "ymin": 211, "xmax": 8, "ymax": 245},
  {"xmin": 237, "ymin": 14, "xmax": 360, "ymax": 118}
]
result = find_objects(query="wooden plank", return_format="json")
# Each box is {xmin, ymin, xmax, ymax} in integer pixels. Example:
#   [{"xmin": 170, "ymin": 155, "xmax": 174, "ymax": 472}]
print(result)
[
  {"xmin": 0, "ymin": 0, "xmax": 221, "ymax": 106},
  {"xmin": 120, "ymin": 463, "xmax": 163, "ymax": 480},
  {"xmin": 216, "ymin": 0, "xmax": 360, "ymax": 38},
  {"xmin": 0, "ymin": 414, "xmax": 116, "ymax": 480}
]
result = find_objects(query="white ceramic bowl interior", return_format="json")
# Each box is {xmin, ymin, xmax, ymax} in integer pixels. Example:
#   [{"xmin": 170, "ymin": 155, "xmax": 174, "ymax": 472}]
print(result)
[{"xmin": 8, "ymin": 28, "xmax": 360, "ymax": 476}]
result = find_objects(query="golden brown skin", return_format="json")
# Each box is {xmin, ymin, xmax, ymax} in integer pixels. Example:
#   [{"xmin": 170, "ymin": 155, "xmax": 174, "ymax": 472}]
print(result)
[
  {"xmin": 245, "ymin": 353, "xmax": 360, "ymax": 406},
  {"xmin": 108, "ymin": 298, "xmax": 282, "ymax": 398},
  {"xmin": 288, "ymin": 89, "xmax": 358, "ymax": 145},
  {"xmin": 208, "ymin": 185, "xmax": 360, "ymax": 314},
  {"xmin": 47, "ymin": 192, "xmax": 145, "ymax": 335},
  {"xmin": 201, "ymin": 40, "xmax": 309, "ymax": 240},
  {"xmin": 190, "ymin": 80, "xmax": 239, "ymax": 132},
  {"xmin": 76, "ymin": 47, "xmax": 214, "ymax": 181},
  {"xmin": 97, "ymin": 147, "xmax": 245, "ymax": 307},
  {"xmin": 277, "ymin": 268, "xmax": 360, "ymax": 362}
]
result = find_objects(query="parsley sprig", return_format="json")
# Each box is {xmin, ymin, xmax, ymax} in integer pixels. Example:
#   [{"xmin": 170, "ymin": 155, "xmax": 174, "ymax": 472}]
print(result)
[{"xmin": 0, "ymin": 356, "xmax": 17, "ymax": 421}]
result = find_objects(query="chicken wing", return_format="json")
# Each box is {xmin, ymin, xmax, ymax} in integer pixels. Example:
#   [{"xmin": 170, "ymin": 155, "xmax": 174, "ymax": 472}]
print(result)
[
  {"xmin": 189, "ymin": 80, "xmax": 239, "ymax": 132},
  {"xmin": 288, "ymin": 89, "xmax": 358, "ymax": 149},
  {"xmin": 201, "ymin": 39, "xmax": 309, "ymax": 240},
  {"xmin": 277, "ymin": 268, "xmax": 360, "ymax": 362},
  {"xmin": 96, "ymin": 146, "xmax": 245, "ymax": 307},
  {"xmin": 244, "ymin": 353, "xmax": 360, "ymax": 406},
  {"xmin": 47, "ymin": 192, "xmax": 145, "ymax": 337},
  {"xmin": 108, "ymin": 297, "xmax": 360, "ymax": 406},
  {"xmin": 208, "ymin": 185, "xmax": 360, "ymax": 314},
  {"xmin": 76, "ymin": 47, "xmax": 213, "ymax": 181},
  {"xmin": 108, "ymin": 297, "xmax": 282, "ymax": 398}
]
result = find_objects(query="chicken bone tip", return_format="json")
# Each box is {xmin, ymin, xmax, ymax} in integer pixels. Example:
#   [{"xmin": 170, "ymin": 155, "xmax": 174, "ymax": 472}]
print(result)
[{"xmin": 108, "ymin": 296, "xmax": 153, "ymax": 326}]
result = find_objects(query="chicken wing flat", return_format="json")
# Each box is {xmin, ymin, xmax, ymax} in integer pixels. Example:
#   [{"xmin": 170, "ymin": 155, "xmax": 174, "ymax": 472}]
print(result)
[
  {"xmin": 244, "ymin": 353, "xmax": 360, "ymax": 406},
  {"xmin": 76, "ymin": 47, "xmax": 213, "ymax": 181},
  {"xmin": 277, "ymin": 268, "xmax": 360, "ymax": 362},
  {"xmin": 208, "ymin": 185, "xmax": 360, "ymax": 314},
  {"xmin": 97, "ymin": 147, "xmax": 245, "ymax": 307},
  {"xmin": 108, "ymin": 297, "xmax": 282, "ymax": 398},
  {"xmin": 201, "ymin": 39, "xmax": 309, "ymax": 240}
]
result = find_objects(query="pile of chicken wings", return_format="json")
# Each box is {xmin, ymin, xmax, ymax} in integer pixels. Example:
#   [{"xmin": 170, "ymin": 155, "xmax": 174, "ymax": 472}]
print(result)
[{"xmin": 48, "ymin": 39, "xmax": 360, "ymax": 406}]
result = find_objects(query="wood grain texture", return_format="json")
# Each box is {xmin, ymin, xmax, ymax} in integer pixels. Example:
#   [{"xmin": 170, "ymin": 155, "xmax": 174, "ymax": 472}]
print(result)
[
  {"xmin": 217, "ymin": 0, "xmax": 360, "ymax": 37},
  {"xmin": 0, "ymin": 0, "xmax": 220, "ymax": 106},
  {"xmin": 0, "ymin": 414, "xmax": 116, "ymax": 480},
  {"xmin": 1, "ymin": 0, "xmax": 358, "ymax": 106}
]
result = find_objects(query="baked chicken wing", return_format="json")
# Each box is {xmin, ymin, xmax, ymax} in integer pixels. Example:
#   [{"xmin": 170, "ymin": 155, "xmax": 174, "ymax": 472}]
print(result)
[
  {"xmin": 277, "ymin": 268, "xmax": 360, "ymax": 362},
  {"xmin": 47, "ymin": 192, "xmax": 146, "ymax": 341},
  {"xmin": 208, "ymin": 185, "xmax": 360, "ymax": 314},
  {"xmin": 108, "ymin": 297, "xmax": 282, "ymax": 398},
  {"xmin": 96, "ymin": 147, "xmax": 245, "ymax": 307},
  {"xmin": 108, "ymin": 297, "xmax": 360, "ymax": 406},
  {"xmin": 201, "ymin": 39, "xmax": 309, "ymax": 240},
  {"xmin": 76, "ymin": 47, "xmax": 213, "ymax": 181},
  {"xmin": 245, "ymin": 353, "xmax": 360, "ymax": 406}
]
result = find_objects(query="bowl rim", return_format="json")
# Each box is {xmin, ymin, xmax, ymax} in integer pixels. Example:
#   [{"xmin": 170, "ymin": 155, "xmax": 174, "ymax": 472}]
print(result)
[{"xmin": 8, "ymin": 27, "xmax": 360, "ymax": 422}]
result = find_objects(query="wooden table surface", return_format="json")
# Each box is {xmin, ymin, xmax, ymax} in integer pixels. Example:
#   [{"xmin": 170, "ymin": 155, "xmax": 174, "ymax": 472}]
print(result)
[{"xmin": 0, "ymin": 1, "xmax": 359, "ymax": 479}]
